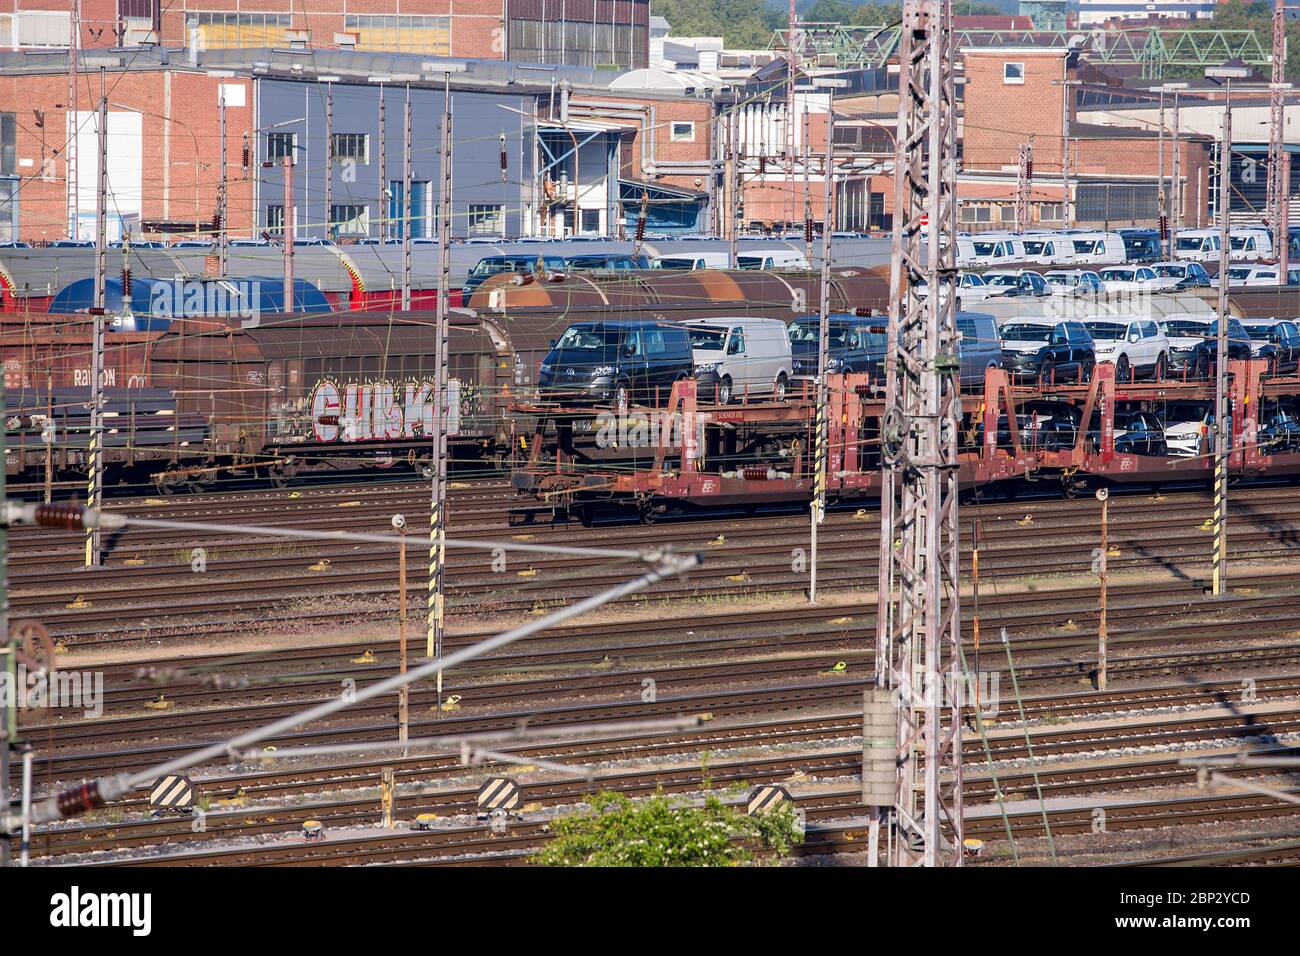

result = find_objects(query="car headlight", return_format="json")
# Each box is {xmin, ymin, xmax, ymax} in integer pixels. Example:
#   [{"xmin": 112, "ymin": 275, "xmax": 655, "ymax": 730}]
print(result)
[
  {"xmin": 591, "ymin": 366, "xmax": 615, "ymax": 377},
  {"xmin": 539, "ymin": 363, "xmax": 552, "ymax": 374},
  {"xmin": 695, "ymin": 362, "xmax": 720, "ymax": 374}
]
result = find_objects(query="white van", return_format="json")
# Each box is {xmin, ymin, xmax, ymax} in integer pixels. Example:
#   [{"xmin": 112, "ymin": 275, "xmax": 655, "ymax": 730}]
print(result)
[
  {"xmin": 683, "ymin": 317, "xmax": 794, "ymax": 403},
  {"xmin": 650, "ymin": 252, "xmax": 732, "ymax": 270},
  {"xmin": 1019, "ymin": 232, "xmax": 1076, "ymax": 265},
  {"xmin": 1172, "ymin": 229, "xmax": 1222, "ymax": 262},
  {"xmin": 737, "ymin": 250, "xmax": 810, "ymax": 270},
  {"xmin": 1066, "ymin": 231, "xmax": 1127, "ymax": 265},
  {"xmin": 1228, "ymin": 226, "xmax": 1273, "ymax": 262},
  {"xmin": 955, "ymin": 234, "xmax": 1024, "ymax": 269}
]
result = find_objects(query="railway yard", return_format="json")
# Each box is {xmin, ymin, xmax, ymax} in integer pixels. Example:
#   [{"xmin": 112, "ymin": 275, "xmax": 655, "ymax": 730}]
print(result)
[{"xmin": 6, "ymin": 473, "xmax": 1300, "ymax": 874}]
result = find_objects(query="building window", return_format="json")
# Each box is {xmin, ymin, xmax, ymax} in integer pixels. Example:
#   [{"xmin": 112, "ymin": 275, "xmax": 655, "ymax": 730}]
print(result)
[
  {"xmin": 1003, "ymin": 62, "xmax": 1025, "ymax": 85},
  {"xmin": 329, "ymin": 204, "xmax": 369, "ymax": 236},
  {"xmin": 468, "ymin": 204, "xmax": 505, "ymax": 235},
  {"xmin": 959, "ymin": 204, "xmax": 992, "ymax": 223},
  {"xmin": 331, "ymin": 134, "xmax": 369, "ymax": 165},
  {"xmin": 581, "ymin": 208, "xmax": 601, "ymax": 234},
  {"xmin": 0, "ymin": 179, "xmax": 17, "ymax": 242},
  {"xmin": 1037, "ymin": 203, "xmax": 1064, "ymax": 222},
  {"xmin": 6, "ymin": 11, "xmax": 71, "ymax": 48},
  {"xmin": 344, "ymin": 14, "xmax": 450, "ymax": 55},
  {"xmin": 0, "ymin": 113, "xmax": 14, "ymax": 177},
  {"xmin": 388, "ymin": 180, "xmax": 432, "ymax": 238},
  {"xmin": 999, "ymin": 205, "xmax": 1016, "ymax": 223},
  {"xmin": 267, "ymin": 204, "xmax": 285, "ymax": 235},
  {"xmin": 266, "ymin": 132, "xmax": 297, "ymax": 164},
  {"xmin": 190, "ymin": 12, "xmax": 291, "ymax": 49},
  {"xmin": 670, "ymin": 121, "xmax": 696, "ymax": 143}
]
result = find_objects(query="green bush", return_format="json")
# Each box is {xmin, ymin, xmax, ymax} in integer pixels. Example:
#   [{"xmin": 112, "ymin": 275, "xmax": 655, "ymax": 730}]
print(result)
[{"xmin": 533, "ymin": 790, "xmax": 802, "ymax": 867}]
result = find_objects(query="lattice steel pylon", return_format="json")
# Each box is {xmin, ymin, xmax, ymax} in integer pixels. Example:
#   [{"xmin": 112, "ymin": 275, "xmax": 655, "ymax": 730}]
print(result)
[
  {"xmin": 1266, "ymin": 0, "xmax": 1287, "ymax": 230},
  {"xmin": 874, "ymin": 0, "xmax": 965, "ymax": 868},
  {"xmin": 1014, "ymin": 139, "xmax": 1033, "ymax": 232}
]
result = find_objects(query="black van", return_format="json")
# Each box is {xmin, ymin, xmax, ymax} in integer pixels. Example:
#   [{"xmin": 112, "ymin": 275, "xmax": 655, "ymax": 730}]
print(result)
[
  {"xmin": 538, "ymin": 320, "xmax": 694, "ymax": 407},
  {"xmin": 1119, "ymin": 228, "xmax": 1162, "ymax": 263}
]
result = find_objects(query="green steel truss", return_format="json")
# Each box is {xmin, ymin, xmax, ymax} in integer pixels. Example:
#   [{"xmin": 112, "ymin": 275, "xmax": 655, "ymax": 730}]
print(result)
[{"xmin": 773, "ymin": 24, "xmax": 1270, "ymax": 78}]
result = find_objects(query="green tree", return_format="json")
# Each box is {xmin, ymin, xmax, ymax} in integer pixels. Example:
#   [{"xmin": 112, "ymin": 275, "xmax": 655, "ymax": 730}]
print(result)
[{"xmin": 533, "ymin": 790, "xmax": 804, "ymax": 867}]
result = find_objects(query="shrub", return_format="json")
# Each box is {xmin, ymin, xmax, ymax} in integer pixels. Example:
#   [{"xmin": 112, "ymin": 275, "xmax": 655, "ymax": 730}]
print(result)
[{"xmin": 533, "ymin": 790, "xmax": 802, "ymax": 867}]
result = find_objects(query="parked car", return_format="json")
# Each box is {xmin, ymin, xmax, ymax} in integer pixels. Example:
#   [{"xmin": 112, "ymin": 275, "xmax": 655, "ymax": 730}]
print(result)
[
  {"xmin": 1109, "ymin": 409, "xmax": 1169, "ymax": 456},
  {"xmin": 1066, "ymin": 231, "xmax": 1128, "ymax": 265},
  {"xmin": 1173, "ymin": 229, "xmax": 1222, "ymax": 262},
  {"xmin": 1214, "ymin": 265, "xmax": 1280, "ymax": 288},
  {"xmin": 1044, "ymin": 270, "xmax": 1104, "ymax": 295},
  {"xmin": 1020, "ymin": 233, "xmax": 1076, "ymax": 265},
  {"xmin": 536, "ymin": 319, "xmax": 695, "ymax": 408},
  {"xmin": 1151, "ymin": 260, "xmax": 1212, "ymax": 289},
  {"xmin": 956, "ymin": 312, "xmax": 1003, "ymax": 388},
  {"xmin": 998, "ymin": 319, "xmax": 1096, "ymax": 383},
  {"xmin": 736, "ymin": 250, "xmax": 810, "ymax": 270},
  {"xmin": 1082, "ymin": 317, "xmax": 1170, "ymax": 381},
  {"xmin": 1228, "ymin": 226, "xmax": 1273, "ymax": 262},
  {"xmin": 1258, "ymin": 402, "xmax": 1300, "ymax": 453},
  {"xmin": 463, "ymin": 254, "xmax": 568, "ymax": 297},
  {"xmin": 1158, "ymin": 316, "xmax": 1253, "ymax": 378},
  {"xmin": 1163, "ymin": 402, "xmax": 1214, "ymax": 457},
  {"xmin": 649, "ymin": 252, "xmax": 731, "ymax": 270},
  {"xmin": 1239, "ymin": 318, "xmax": 1300, "ymax": 374},
  {"xmin": 685, "ymin": 317, "xmax": 793, "ymax": 403},
  {"xmin": 1098, "ymin": 266, "xmax": 1161, "ymax": 293},
  {"xmin": 788, "ymin": 314, "xmax": 887, "ymax": 383},
  {"xmin": 565, "ymin": 254, "xmax": 649, "ymax": 271},
  {"xmin": 981, "ymin": 270, "xmax": 1049, "ymax": 297},
  {"xmin": 1119, "ymin": 228, "xmax": 1162, "ymax": 263}
]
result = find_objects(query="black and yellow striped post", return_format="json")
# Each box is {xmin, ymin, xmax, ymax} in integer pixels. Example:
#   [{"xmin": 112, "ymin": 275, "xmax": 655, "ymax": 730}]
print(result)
[{"xmin": 1212, "ymin": 440, "xmax": 1228, "ymax": 596}]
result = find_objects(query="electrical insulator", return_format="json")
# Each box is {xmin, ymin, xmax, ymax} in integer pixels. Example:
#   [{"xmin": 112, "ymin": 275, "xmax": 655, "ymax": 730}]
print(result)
[
  {"xmin": 758, "ymin": 155, "xmax": 767, "ymax": 175},
  {"xmin": 1158, "ymin": 215, "xmax": 1169, "ymax": 241},
  {"xmin": 1025, "ymin": 160, "xmax": 1033, "ymax": 179},
  {"xmin": 804, "ymin": 218, "xmax": 814, "ymax": 244},
  {"xmin": 499, "ymin": 133, "xmax": 508, "ymax": 183},
  {"xmin": 212, "ymin": 213, "xmax": 222, "ymax": 236},
  {"xmin": 241, "ymin": 135, "xmax": 250, "ymax": 171},
  {"xmin": 636, "ymin": 213, "xmax": 646, "ymax": 243},
  {"xmin": 120, "ymin": 268, "xmax": 131, "ymax": 297}
]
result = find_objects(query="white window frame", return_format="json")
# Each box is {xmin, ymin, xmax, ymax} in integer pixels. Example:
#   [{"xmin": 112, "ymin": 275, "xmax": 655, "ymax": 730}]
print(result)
[
  {"xmin": 1003, "ymin": 61, "xmax": 1025, "ymax": 85},
  {"xmin": 670, "ymin": 121, "xmax": 696, "ymax": 143}
]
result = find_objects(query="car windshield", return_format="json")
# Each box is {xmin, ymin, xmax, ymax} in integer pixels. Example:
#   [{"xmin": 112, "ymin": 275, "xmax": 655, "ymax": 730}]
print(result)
[
  {"xmin": 470, "ymin": 258, "xmax": 535, "ymax": 276},
  {"xmin": 963, "ymin": 273, "xmax": 986, "ymax": 286},
  {"xmin": 1245, "ymin": 325, "xmax": 1276, "ymax": 340},
  {"xmin": 1154, "ymin": 265, "xmax": 1187, "ymax": 277},
  {"xmin": 1022, "ymin": 241, "xmax": 1046, "ymax": 255},
  {"xmin": 567, "ymin": 256, "xmax": 624, "ymax": 269},
  {"xmin": 1228, "ymin": 268, "xmax": 1252, "ymax": 280},
  {"xmin": 1160, "ymin": 320, "xmax": 1210, "ymax": 337},
  {"xmin": 736, "ymin": 256, "xmax": 766, "ymax": 269},
  {"xmin": 985, "ymin": 274, "xmax": 1020, "ymax": 287},
  {"xmin": 1045, "ymin": 274, "xmax": 1075, "ymax": 286},
  {"xmin": 1229, "ymin": 236, "xmax": 1255, "ymax": 251},
  {"xmin": 654, "ymin": 257, "xmax": 697, "ymax": 269},
  {"xmin": 1001, "ymin": 323, "xmax": 1053, "ymax": 342},
  {"xmin": 972, "ymin": 242, "xmax": 997, "ymax": 256},
  {"xmin": 688, "ymin": 328, "xmax": 727, "ymax": 350},
  {"xmin": 1175, "ymin": 237, "xmax": 1204, "ymax": 252},
  {"xmin": 1084, "ymin": 322, "xmax": 1126, "ymax": 341},
  {"xmin": 789, "ymin": 321, "xmax": 852, "ymax": 347},
  {"xmin": 1100, "ymin": 269, "xmax": 1135, "ymax": 281},
  {"xmin": 554, "ymin": 326, "xmax": 621, "ymax": 352}
]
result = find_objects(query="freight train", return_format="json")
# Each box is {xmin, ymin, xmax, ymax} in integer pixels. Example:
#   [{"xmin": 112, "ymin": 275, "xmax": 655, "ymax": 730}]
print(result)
[
  {"xmin": 0, "ymin": 236, "xmax": 892, "ymax": 315},
  {"xmin": 2, "ymin": 268, "xmax": 886, "ymax": 491}
]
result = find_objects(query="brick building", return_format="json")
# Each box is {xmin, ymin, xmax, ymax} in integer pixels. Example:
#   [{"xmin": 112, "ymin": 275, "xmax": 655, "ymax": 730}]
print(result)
[
  {"xmin": 0, "ymin": 0, "xmax": 650, "ymax": 68},
  {"xmin": 962, "ymin": 47, "xmax": 1213, "ymax": 229},
  {"xmin": 0, "ymin": 47, "xmax": 726, "ymax": 244}
]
